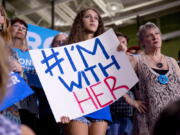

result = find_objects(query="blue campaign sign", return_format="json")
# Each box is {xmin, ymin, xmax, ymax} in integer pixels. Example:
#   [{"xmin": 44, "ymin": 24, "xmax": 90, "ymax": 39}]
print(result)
[
  {"xmin": 14, "ymin": 48, "xmax": 34, "ymax": 71},
  {"xmin": 13, "ymin": 48, "xmax": 42, "ymax": 88},
  {"xmin": 15, "ymin": 24, "xmax": 61, "ymax": 87},
  {"xmin": 0, "ymin": 72, "xmax": 34, "ymax": 111},
  {"xmin": 27, "ymin": 24, "xmax": 59, "ymax": 49}
]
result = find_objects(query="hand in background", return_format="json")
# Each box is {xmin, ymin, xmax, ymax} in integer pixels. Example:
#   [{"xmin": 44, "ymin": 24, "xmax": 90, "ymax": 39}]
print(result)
[
  {"xmin": 117, "ymin": 44, "xmax": 127, "ymax": 52},
  {"xmin": 123, "ymin": 94, "xmax": 147, "ymax": 113},
  {"xmin": 133, "ymin": 100, "xmax": 147, "ymax": 113},
  {"xmin": 10, "ymin": 59, "xmax": 23, "ymax": 73}
]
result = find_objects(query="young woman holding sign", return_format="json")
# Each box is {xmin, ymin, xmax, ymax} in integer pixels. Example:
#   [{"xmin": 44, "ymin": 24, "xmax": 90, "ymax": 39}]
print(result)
[{"xmin": 61, "ymin": 8, "xmax": 111, "ymax": 135}]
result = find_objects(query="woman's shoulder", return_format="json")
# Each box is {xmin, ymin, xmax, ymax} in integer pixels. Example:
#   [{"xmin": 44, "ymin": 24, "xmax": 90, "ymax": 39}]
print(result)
[
  {"xmin": 165, "ymin": 55, "xmax": 180, "ymax": 76},
  {"xmin": 165, "ymin": 55, "xmax": 178, "ymax": 64},
  {"xmin": 0, "ymin": 115, "xmax": 21, "ymax": 135}
]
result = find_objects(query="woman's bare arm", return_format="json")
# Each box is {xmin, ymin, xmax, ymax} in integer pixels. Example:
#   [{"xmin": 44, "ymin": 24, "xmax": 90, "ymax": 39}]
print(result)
[{"xmin": 123, "ymin": 94, "xmax": 147, "ymax": 113}]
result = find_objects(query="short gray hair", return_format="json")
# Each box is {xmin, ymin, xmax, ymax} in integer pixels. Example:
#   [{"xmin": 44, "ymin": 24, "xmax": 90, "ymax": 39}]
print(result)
[{"xmin": 137, "ymin": 22, "xmax": 161, "ymax": 47}]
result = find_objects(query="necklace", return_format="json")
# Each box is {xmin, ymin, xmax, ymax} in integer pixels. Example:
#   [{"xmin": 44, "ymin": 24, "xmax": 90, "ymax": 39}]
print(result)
[
  {"xmin": 145, "ymin": 54, "xmax": 169, "ymax": 84},
  {"xmin": 149, "ymin": 54, "xmax": 164, "ymax": 68},
  {"xmin": 156, "ymin": 62, "xmax": 163, "ymax": 68}
]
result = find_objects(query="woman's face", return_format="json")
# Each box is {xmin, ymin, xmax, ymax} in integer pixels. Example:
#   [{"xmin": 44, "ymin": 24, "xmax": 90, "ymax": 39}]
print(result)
[
  {"xmin": 142, "ymin": 27, "xmax": 162, "ymax": 49},
  {"xmin": 0, "ymin": 12, "xmax": 5, "ymax": 25},
  {"xmin": 118, "ymin": 36, "xmax": 128, "ymax": 52},
  {"xmin": 11, "ymin": 22, "xmax": 27, "ymax": 39},
  {"xmin": 52, "ymin": 34, "xmax": 67, "ymax": 47},
  {"xmin": 82, "ymin": 9, "xmax": 99, "ymax": 33}
]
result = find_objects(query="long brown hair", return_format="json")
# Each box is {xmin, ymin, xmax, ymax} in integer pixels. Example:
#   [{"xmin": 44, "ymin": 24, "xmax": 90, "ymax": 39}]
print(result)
[
  {"xmin": 0, "ymin": 5, "xmax": 12, "ymax": 44},
  {"xmin": 0, "ymin": 36, "xmax": 9, "ymax": 102},
  {"xmin": 67, "ymin": 8, "xmax": 104, "ymax": 44}
]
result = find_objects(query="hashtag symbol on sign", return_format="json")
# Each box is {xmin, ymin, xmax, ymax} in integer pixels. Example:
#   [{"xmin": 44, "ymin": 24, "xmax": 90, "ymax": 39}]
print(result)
[{"xmin": 41, "ymin": 49, "xmax": 64, "ymax": 76}]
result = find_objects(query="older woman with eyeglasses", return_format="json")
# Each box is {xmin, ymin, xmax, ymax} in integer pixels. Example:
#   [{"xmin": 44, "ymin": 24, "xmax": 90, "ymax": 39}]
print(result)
[
  {"xmin": 10, "ymin": 18, "xmax": 28, "ymax": 51},
  {"xmin": 51, "ymin": 33, "xmax": 68, "ymax": 47}
]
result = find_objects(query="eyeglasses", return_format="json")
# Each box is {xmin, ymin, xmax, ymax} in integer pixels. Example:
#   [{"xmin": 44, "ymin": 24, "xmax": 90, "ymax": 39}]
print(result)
[
  {"xmin": 12, "ymin": 24, "xmax": 27, "ymax": 32},
  {"xmin": 52, "ymin": 40, "xmax": 67, "ymax": 47}
]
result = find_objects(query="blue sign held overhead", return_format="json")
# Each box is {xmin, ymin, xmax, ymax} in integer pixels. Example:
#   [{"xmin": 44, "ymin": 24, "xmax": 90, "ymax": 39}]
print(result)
[
  {"xmin": 0, "ymin": 72, "xmax": 34, "ymax": 111},
  {"xmin": 27, "ymin": 24, "xmax": 59, "ymax": 49},
  {"xmin": 15, "ymin": 24, "xmax": 63, "ymax": 87}
]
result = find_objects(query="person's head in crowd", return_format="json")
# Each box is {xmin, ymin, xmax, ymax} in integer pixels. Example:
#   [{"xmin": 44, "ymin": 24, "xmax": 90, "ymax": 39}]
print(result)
[
  {"xmin": 10, "ymin": 17, "xmax": 28, "ymax": 51},
  {"xmin": 0, "ymin": 5, "xmax": 11, "ymax": 43},
  {"xmin": 153, "ymin": 99, "xmax": 180, "ymax": 135},
  {"xmin": 11, "ymin": 17, "xmax": 28, "ymax": 39},
  {"xmin": 116, "ymin": 32, "xmax": 129, "ymax": 52},
  {"xmin": 51, "ymin": 33, "xmax": 68, "ymax": 47},
  {"xmin": 0, "ymin": 36, "xmax": 9, "ymax": 102},
  {"xmin": 67, "ymin": 8, "xmax": 104, "ymax": 44},
  {"xmin": 137, "ymin": 22, "xmax": 161, "ymax": 50}
]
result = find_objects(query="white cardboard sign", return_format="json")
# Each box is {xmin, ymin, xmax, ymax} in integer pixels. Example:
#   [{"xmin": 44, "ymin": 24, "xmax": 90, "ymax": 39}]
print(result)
[{"xmin": 29, "ymin": 29, "xmax": 138, "ymax": 122}]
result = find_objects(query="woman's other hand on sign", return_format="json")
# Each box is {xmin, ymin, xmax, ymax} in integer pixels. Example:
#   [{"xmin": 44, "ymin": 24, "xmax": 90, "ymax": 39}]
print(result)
[{"xmin": 60, "ymin": 116, "xmax": 70, "ymax": 124}]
